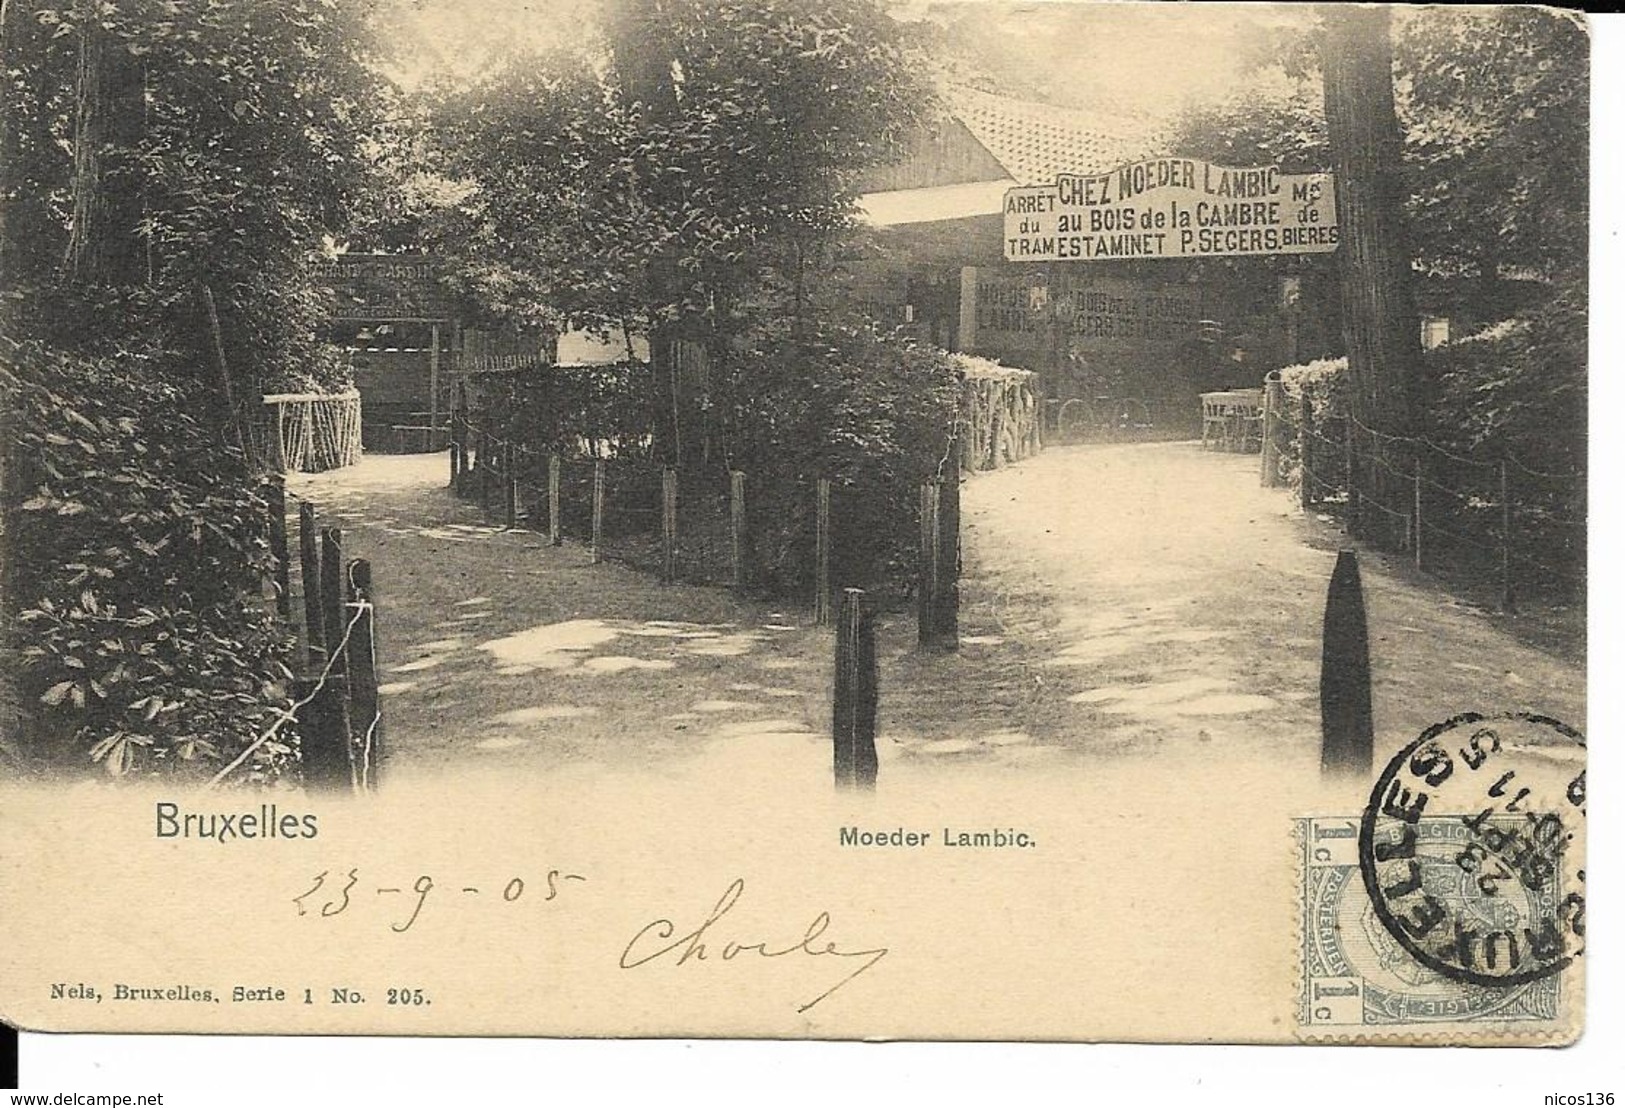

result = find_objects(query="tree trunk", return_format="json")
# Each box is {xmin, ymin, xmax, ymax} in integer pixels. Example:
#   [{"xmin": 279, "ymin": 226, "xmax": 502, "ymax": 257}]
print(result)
[
  {"xmin": 616, "ymin": 0, "xmax": 686, "ymax": 466},
  {"xmin": 1322, "ymin": 6, "xmax": 1420, "ymax": 432},
  {"xmin": 64, "ymin": 0, "xmax": 146, "ymax": 289},
  {"xmin": 1321, "ymin": 6, "xmax": 1422, "ymax": 546}
]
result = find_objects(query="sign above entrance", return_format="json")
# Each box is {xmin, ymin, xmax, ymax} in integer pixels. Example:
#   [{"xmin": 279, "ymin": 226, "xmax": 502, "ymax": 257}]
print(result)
[
  {"xmin": 1003, "ymin": 159, "xmax": 1338, "ymax": 262},
  {"xmin": 315, "ymin": 254, "xmax": 454, "ymax": 322}
]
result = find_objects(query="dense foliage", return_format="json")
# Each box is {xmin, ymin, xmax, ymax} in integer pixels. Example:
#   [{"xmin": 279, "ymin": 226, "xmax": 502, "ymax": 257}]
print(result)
[
  {"xmin": 1, "ymin": 0, "xmax": 383, "ymax": 394},
  {"xmin": 473, "ymin": 319, "xmax": 960, "ymax": 602},
  {"xmin": 415, "ymin": 0, "xmax": 929, "ymax": 343},
  {"xmin": 715, "ymin": 320, "xmax": 960, "ymax": 600},
  {"xmin": 1, "ymin": 0, "xmax": 386, "ymax": 780},
  {"xmin": 3, "ymin": 339, "xmax": 295, "ymax": 780},
  {"xmin": 1170, "ymin": 7, "xmax": 1587, "ymax": 290}
]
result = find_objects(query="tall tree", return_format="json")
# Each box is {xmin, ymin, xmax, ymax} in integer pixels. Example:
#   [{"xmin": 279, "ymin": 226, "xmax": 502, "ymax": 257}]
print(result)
[
  {"xmin": 1320, "ymin": 5, "xmax": 1421, "ymax": 437},
  {"xmin": 63, "ymin": 0, "xmax": 146, "ymax": 287},
  {"xmin": 421, "ymin": 0, "xmax": 928, "ymax": 461}
]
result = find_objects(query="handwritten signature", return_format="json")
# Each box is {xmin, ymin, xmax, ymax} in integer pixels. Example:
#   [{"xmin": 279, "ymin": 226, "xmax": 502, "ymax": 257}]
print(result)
[{"xmin": 619, "ymin": 877, "xmax": 889, "ymax": 1013}]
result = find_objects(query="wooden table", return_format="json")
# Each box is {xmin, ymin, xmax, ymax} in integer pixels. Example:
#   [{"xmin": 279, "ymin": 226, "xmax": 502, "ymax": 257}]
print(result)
[{"xmin": 1200, "ymin": 389, "xmax": 1264, "ymax": 452}]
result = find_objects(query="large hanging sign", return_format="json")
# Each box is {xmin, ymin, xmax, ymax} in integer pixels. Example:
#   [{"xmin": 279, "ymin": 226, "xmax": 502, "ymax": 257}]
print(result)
[
  {"xmin": 315, "ymin": 254, "xmax": 454, "ymax": 322},
  {"xmin": 1003, "ymin": 159, "xmax": 1337, "ymax": 262}
]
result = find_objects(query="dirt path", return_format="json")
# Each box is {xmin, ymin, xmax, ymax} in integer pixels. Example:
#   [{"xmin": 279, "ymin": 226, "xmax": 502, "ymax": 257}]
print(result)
[
  {"xmin": 287, "ymin": 445, "xmax": 1584, "ymax": 786},
  {"xmin": 287, "ymin": 455, "xmax": 840, "ymax": 787},
  {"xmin": 930, "ymin": 440, "xmax": 1585, "ymax": 773}
]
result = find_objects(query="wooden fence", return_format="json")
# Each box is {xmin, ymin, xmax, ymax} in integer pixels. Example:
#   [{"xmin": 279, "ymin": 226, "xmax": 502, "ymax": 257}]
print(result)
[
  {"xmin": 249, "ymin": 390, "xmax": 363, "ymax": 474},
  {"xmin": 448, "ymin": 412, "xmax": 962, "ymax": 649},
  {"xmin": 957, "ymin": 356, "xmax": 1040, "ymax": 471},
  {"xmin": 247, "ymin": 474, "xmax": 384, "ymax": 791},
  {"xmin": 1261, "ymin": 375, "xmax": 1585, "ymax": 609}
]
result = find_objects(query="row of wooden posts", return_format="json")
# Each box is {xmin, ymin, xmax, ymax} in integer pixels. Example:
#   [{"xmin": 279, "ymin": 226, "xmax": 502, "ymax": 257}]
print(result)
[
  {"xmin": 449, "ymin": 418, "xmax": 964, "ymax": 793},
  {"xmin": 448, "ymin": 417, "xmax": 963, "ymax": 646},
  {"xmin": 264, "ymin": 475, "xmax": 383, "ymax": 791},
  {"xmin": 1262, "ymin": 385, "xmax": 1528, "ymax": 611}
]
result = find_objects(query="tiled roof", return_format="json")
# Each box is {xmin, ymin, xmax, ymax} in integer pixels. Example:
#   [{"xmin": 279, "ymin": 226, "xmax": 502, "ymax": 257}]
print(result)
[{"xmin": 947, "ymin": 86, "xmax": 1167, "ymax": 186}]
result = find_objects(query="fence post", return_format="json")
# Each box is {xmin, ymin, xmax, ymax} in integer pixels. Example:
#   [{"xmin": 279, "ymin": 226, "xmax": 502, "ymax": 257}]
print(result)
[
  {"xmin": 1259, "ymin": 382, "xmax": 1276, "ymax": 487},
  {"xmin": 1500, "ymin": 461, "xmax": 1516, "ymax": 613},
  {"xmin": 318, "ymin": 526, "xmax": 354, "ymax": 786},
  {"xmin": 548, "ymin": 454, "xmax": 562, "ymax": 546},
  {"xmin": 833, "ymin": 587, "xmax": 878, "ymax": 790},
  {"xmin": 457, "ymin": 415, "xmax": 469, "ymax": 488},
  {"xmin": 938, "ymin": 439, "xmax": 962, "ymax": 650},
  {"xmin": 1343, "ymin": 417, "xmax": 1359, "ymax": 538},
  {"xmin": 504, "ymin": 443, "xmax": 518, "ymax": 529},
  {"xmin": 273, "ymin": 401, "xmax": 287, "ymax": 474},
  {"xmin": 320, "ymin": 527, "xmax": 348, "ymax": 674},
  {"xmin": 918, "ymin": 480, "xmax": 940, "ymax": 647},
  {"xmin": 298, "ymin": 501, "xmax": 324, "ymax": 669},
  {"xmin": 1413, "ymin": 453, "xmax": 1425, "ymax": 572},
  {"xmin": 448, "ymin": 441, "xmax": 459, "ymax": 487},
  {"xmin": 1297, "ymin": 391, "xmax": 1313, "ymax": 512},
  {"xmin": 730, "ymin": 470, "xmax": 747, "ymax": 592},
  {"xmin": 814, "ymin": 477, "xmax": 832, "ymax": 627},
  {"xmin": 661, "ymin": 467, "xmax": 678, "ymax": 583},
  {"xmin": 590, "ymin": 459, "xmax": 605, "ymax": 564},
  {"xmin": 1320, "ymin": 549, "xmax": 1374, "ymax": 778},
  {"xmin": 293, "ymin": 675, "xmax": 351, "ymax": 791},
  {"xmin": 346, "ymin": 558, "xmax": 382, "ymax": 791},
  {"xmin": 267, "ymin": 475, "xmax": 291, "ymax": 619}
]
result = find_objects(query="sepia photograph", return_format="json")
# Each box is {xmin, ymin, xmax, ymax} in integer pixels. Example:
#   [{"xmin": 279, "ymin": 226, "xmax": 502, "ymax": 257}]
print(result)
[{"xmin": 0, "ymin": 0, "xmax": 1602, "ymax": 1081}]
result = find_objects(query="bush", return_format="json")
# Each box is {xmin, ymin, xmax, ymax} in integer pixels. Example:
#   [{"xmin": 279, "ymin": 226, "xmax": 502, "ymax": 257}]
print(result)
[
  {"xmin": 3, "ymin": 339, "xmax": 297, "ymax": 782},
  {"xmin": 475, "ymin": 360, "xmax": 657, "ymax": 459},
  {"xmin": 714, "ymin": 322, "xmax": 960, "ymax": 602}
]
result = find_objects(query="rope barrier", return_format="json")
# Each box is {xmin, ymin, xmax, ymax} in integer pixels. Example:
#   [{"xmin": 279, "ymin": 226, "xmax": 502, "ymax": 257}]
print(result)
[{"xmin": 206, "ymin": 599, "xmax": 367, "ymax": 788}]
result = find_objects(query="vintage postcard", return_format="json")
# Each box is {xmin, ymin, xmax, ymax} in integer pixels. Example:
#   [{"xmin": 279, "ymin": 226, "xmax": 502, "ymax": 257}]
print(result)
[{"xmin": 0, "ymin": 0, "xmax": 1590, "ymax": 1047}]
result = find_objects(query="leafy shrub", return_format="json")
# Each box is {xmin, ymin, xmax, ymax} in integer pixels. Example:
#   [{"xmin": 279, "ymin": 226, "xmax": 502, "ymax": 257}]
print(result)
[
  {"xmin": 714, "ymin": 321, "xmax": 960, "ymax": 602},
  {"xmin": 474, "ymin": 361, "xmax": 657, "ymax": 459},
  {"xmin": 3, "ymin": 338, "xmax": 296, "ymax": 782},
  {"xmin": 1423, "ymin": 284, "xmax": 1586, "ymax": 477}
]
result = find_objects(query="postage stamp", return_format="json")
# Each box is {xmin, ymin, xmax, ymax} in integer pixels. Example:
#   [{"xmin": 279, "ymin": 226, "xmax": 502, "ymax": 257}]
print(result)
[{"xmin": 1298, "ymin": 712, "xmax": 1586, "ymax": 1038}]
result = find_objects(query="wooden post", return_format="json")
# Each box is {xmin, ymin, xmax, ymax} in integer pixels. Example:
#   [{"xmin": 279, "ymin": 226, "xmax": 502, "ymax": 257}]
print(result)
[
  {"xmin": 1320, "ymin": 549, "xmax": 1374, "ymax": 778},
  {"xmin": 448, "ymin": 442, "xmax": 459, "ymax": 487},
  {"xmin": 590, "ymin": 459, "xmax": 605, "ymax": 564},
  {"xmin": 504, "ymin": 442, "xmax": 517, "ymax": 529},
  {"xmin": 918, "ymin": 481, "xmax": 939, "ymax": 646},
  {"xmin": 299, "ymin": 398, "xmax": 314, "ymax": 474},
  {"xmin": 1343, "ymin": 416, "xmax": 1359, "ymax": 538},
  {"xmin": 266, "ymin": 475, "xmax": 291, "ymax": 619},
  {"xmin": 273, "ymin": 401, "xmax": 287, "ymax": 473},
  {"xmin": 428, "ymin": 321, "xmax": 441, "ymax": 452},
  {"xmin": 317, "ymin": 527, "xmax": 354, "ymax": 786},
  {"xmin": 476, "ymin": 427, "xmax": 488, "ymax": 511},
  {"xmin": 938, "ymin": 447, "xmax": 961, "ymax": 651},
  {"xmin": 1259, "ymin": 382, "xmax": 1276, "ymax": 487},
  {"xmin": 345, "ymin": 558, "xmax": 382, "ymax": 791},
  {"xmin": 729, "ymin": 470, "xmax": 747, "ymax": 591},
  {"xmin": 320, "ymin": 527, "xmax": 348, "ymax": 674},
  {"xmin": 456, "ymin": 414, "xmax": 469, "ymax": 487},
  {"xmin": 661, "ymin": 467, "xmax": 677, "ymax": 583},
  {"xmin": 548, "ymin": 454, "xmax": 562, "ymax": 546},
  {"xmin": 1500, "ymin": 460, "xmax": 1516, "ymax": 613},
  {"xmin": 293, "ymin": 675, "xmax": 350, "ymax": 791},
  {"xmin": 814, "ymin": 477, "xmax": 832, "ymax": 627},
  {"xmin": 1298, "ymin": 391, "xmax": 1313, "ymax": 512},
  {"xmin": 298, "ymin": 501, "xmax": 324, "ymax": 669},
  {"xmin": 832, "ymin": 587, "xmax": 878, "ymax": 791},
  {"xmin": 1413, "ymin": 453, "xmax": 1425, "ymax": 571}
]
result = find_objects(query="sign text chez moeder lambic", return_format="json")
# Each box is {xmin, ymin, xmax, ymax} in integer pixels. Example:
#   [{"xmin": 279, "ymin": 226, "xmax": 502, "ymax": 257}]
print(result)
[{"xmin": 1004, "ymin": 158, "xmax": 1338, "ymax": 262}]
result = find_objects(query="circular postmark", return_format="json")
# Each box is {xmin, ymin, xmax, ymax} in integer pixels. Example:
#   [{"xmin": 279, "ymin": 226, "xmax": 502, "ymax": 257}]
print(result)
[{"xmin": 1358, "ymin": 712, "xmax": 1585, "ymax": 988}]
